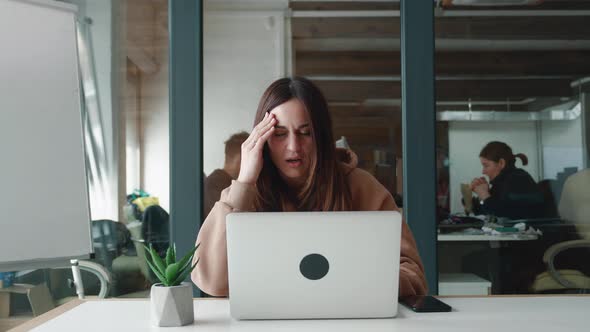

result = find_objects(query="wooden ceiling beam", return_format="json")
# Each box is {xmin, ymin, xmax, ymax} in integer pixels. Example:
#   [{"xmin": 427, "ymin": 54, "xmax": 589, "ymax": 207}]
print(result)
[
  {"xmin": 292, "ymin": 16, "xmax": 590, "ymax": 40},
  {"xmin": 290, "ymin": 0, "xmax": 590, "ymax": 11},
  {"xmin": 292, "ymin": 17, "xmax": 398, "ymax": 39},
  {"xmin": 290, "ymin": 1, "xmax": 398, "ymax": 11},
  {"xmin": 126, "ymin": 39, "xmax": 159, "ymax": 75},
  {"xmin": 445, "ymin": 1, "xmax": 590, "ymax": 10},
  {"xmin": 295, "ymin": 50, "xmax": 590, "ymax": 77},
  {"xmin": 313, "ymin": 78, "xmax": 573, "ymax": 101},
  {"xmin": 328, "ymin": 103, "xmax": 530, "ymax": 115}
]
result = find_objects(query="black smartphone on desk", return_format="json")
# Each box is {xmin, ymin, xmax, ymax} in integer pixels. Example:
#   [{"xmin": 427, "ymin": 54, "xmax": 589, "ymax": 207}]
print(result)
[{"xmin": 400, "ymin": 295, "xmax": 452, "ymax": 312}]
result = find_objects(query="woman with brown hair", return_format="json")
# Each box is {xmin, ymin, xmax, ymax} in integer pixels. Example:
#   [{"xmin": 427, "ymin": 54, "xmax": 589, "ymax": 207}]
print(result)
[
  {"xmin": 470, "ymin": 141, "xmax": 544, "ymax": 219},
  {"xmin": 191, "ymin": 77, "xmax": 427, "ymax": 298}
]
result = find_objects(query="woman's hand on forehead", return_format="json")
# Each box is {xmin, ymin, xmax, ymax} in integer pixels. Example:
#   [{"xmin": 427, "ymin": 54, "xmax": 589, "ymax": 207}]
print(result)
[{"xmin": 236, "ymin": 112, "xmax": 276, "ymax": 185}]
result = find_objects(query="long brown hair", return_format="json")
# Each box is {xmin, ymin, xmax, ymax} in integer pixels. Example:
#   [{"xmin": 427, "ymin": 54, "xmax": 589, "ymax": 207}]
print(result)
[
  {"xmin": 479, "ymin": 141, "xmax": 528, "ymax": 168},
  {"xmin": 253, "ymin": 77, "xmax": 351, "ymax": 211}
]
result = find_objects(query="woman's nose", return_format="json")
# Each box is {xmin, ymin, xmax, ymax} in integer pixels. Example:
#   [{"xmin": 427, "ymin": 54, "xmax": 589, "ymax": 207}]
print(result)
[{"xmin": 287, "ymin": 134, "xmax": 301, "ymax": 152}]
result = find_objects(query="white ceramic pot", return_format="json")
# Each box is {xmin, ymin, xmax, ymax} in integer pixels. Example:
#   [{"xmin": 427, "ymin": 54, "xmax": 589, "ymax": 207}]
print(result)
[{"xmin": 150, "ymin": 282, "xmax": 194, "ymax": 327}]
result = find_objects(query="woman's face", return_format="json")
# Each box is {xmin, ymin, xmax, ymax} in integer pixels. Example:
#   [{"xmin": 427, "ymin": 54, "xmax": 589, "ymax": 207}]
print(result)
[
  {"xmin": 267, "ymin": 98, "xmax": 316, "ymax": 189},
  {"xmin": 480, "ymin": 157, "xmax": 505, "ymax": 181}
]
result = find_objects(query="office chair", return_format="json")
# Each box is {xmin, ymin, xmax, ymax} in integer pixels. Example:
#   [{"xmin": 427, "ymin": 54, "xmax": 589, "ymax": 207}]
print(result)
[
  {"xmin": 537, "ymin": 179, "xmax": 559, "ymax": 218},
  {"xmin": 53, "ymin": 260, "xmax": 112, "ymax": 299},
  {"xmin": 532, "ymin": 169, "xmax": 590, "ymax": 293},
  {"xmin": 91, "ymin": 219, "xmax": 146, "ymax": 295},
  {"xmin": 91, "ymin": 219, "xmax": 132, "ymax": 270},
  {"xmin": 45, "ymin": 220, "xmax": 135, "ymax": 300},
  {"xmin": 141, "ymin": 205, "xmax": 170, "ymax": 256},
  {"xmin": 7, "ymin": 261, "xmax": 112, "ymax": 317},
  {"xmin": 113, "ymin": 205, "xmax": 170, "ymax": 289}
]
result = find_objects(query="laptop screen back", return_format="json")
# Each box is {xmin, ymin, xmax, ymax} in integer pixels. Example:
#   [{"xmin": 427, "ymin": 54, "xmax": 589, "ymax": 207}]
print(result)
[{"xmin": 226, "ymin": 211, "xmax": 402, "ymax": 320}]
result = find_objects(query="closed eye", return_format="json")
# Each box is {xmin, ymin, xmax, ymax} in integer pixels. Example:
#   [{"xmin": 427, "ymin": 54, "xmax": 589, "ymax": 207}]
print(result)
[{"xmin": 274, "ymin": 131, "xmax": 287, "ymax": 137}]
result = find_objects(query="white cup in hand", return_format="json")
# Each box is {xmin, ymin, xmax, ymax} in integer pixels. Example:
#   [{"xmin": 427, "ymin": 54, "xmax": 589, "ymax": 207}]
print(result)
[{"xmin": 460, "ymin": 183, "xmax": 473, "ymax": 214}]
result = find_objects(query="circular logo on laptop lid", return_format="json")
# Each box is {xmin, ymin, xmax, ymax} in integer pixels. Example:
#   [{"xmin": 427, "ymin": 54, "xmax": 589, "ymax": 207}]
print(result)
[{"xmin": 299, "ymin": 253, "xmax": 329, "ymax": 280}]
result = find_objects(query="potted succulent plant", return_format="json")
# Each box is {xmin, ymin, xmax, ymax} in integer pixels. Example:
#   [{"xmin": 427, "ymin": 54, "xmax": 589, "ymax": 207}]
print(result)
[{"xmin": 145, "ymin": 243, "xmax": 200, "ymax": 327}]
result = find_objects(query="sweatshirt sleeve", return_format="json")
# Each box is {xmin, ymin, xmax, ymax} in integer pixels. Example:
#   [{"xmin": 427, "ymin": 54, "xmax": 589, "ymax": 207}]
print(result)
[
  {"xmin": 347, "ymin": 168, "xmax": 428, "ymax": 297},
  {"xmin": 191, "ymin": 180, "xmax": 256, "ymax": 296},
  {"xmin": 379, "ymin": 197, "xmax": 429, "ymax": 298},
  {"xmin": 479, "ymin": 171, "xmax": 544, "ymax": 219}
]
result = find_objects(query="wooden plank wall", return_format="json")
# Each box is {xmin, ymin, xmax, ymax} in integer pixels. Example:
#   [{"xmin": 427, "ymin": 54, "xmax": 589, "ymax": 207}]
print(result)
[{"xmin": 291, "ymin": 1, "xmax": 590, "ymax": 194}]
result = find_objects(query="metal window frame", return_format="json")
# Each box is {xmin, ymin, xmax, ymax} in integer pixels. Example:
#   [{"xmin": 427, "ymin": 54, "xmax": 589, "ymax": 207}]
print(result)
[
  {"xmin": 400, "ymin": 0, "xmax": 438, "ymax": 294},
  {"xmin": 169, "ymin": 0, "xmax": 203, "ymax": 296}
]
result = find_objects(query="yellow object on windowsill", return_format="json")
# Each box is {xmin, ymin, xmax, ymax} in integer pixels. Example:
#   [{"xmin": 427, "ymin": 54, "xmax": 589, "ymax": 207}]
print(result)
[{"xmin": 132, "ymin": 197, "xmax": 159, "ymax": 213}]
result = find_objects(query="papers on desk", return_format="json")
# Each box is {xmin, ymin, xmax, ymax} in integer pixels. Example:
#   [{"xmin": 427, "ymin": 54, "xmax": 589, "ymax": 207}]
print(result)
[
  {"xmin": 439, "ymin": 214, "xmax": 543, "ymax": 241},
  {"xmin": 483, "ymin": 223, "xmax": 542, "ymax": 237}
]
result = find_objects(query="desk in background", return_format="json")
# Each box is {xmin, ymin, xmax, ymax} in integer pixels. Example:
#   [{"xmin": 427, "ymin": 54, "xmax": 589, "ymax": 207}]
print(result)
[
  {"xmin": 438, "ymin": 233, "xmax": 538, "ymax": 242},
  {"xmin": 439, "ymin": 273, "xmax": 492, "ymax": 296},
  {"xmin": 438, "ymin": 228, "xmax": 543, "ymax": 294},
  {"xmin": 12, "ymin": 296, "xmax": 589, "ymax": 331}
]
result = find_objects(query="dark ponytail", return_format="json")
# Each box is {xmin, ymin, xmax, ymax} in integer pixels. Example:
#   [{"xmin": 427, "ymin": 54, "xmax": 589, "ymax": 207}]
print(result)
[
  {"xmin": 480, "ymin": 141, "xmax": 528, "ymax": 168},
  {"xmin": 514, "ymin": 153, "xmax": 528, "ymax": 166}
]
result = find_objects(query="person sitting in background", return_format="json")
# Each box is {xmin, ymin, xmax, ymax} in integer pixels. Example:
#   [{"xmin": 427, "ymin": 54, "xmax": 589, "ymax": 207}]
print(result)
[
  {"xmin": 470, "ymin": 141, "xmax": 545, "ymax": 220},
  {"xmin": 203, "ymin": 132, "xmax": 250, "ymax": 218},
  {"xmin": 192, "ymin": 77, "xmax": 427, "ymax": 297}
]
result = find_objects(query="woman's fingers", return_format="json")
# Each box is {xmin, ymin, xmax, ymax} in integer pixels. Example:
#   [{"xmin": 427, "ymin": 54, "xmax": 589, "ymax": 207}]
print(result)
[
  {"xmin": 470, "ymin": 178, "xmax": 483, "ymax": 190},
  {"xmin": 246, "ymin": 113, "xmax": 275, "ymax": 150},
  {"xmin": 252, "ymin": 116, "xmax": 276, "ymax": 150},
  {"xmin": 255, "ymin": 125, "xmax": 275, "ymax": 150},
  {"xmin": 236, "ymin": 113, "xmax": 276, "ymax": 185},
  {"xmin": 260, "ymin": 114, "xmax": 276, "ymax": 134},
  {"xmin": 246, "ymin": 113, "xmax": 272, "ymax": 143},
  {"xmin": 244, "ymin": 114, "xmax": 267, "ymax": 143},
  {"xmin": 242, "ymin": 115, "xmax": 263, "ymax": 150}
]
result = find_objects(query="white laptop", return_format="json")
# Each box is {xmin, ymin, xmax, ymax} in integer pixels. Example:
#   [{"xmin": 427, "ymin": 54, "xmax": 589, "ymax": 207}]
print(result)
[{"xmin": 226, "ymin": 211, "xmax": 402, "ymax": 320}]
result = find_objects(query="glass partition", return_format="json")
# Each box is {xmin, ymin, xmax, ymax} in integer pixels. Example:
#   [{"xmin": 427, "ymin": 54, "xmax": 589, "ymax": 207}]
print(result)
[
  {"xmin": 435, "ymin": 2, "xmax": 590, "ymax": 295},
  {"xmin": 202, "ymin": 1, "xmax": 405, "ymax": 221}
]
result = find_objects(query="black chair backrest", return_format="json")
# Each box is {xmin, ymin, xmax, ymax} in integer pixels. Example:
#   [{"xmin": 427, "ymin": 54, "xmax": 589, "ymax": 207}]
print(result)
[
  {"xmin": 537, "ymin": 179, "xmax": 559, "ymax": 218},
  {"xmin": 91, "ymin": 219, "xmax": 131, "ymax": 268},
  {"xmin": 141, "ymin": 205, "xmax": 170, "ymax": 256}
]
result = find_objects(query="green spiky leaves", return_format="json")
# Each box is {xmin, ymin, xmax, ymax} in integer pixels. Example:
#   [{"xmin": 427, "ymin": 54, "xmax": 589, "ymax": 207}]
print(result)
[{"xmin": 144, "ymin": 243, "xmax": 200, "ymax": 287}]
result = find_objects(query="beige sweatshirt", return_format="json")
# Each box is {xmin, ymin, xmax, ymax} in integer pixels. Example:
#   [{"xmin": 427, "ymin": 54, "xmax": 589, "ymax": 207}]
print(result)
[{"xmin": 191, "ymin": 151, "xmax": 428, "ymax": 298}]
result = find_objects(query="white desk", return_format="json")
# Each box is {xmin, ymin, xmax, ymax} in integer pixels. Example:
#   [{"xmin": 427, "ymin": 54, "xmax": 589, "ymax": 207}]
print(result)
[
  {"xmin": 437, "ymin": 233, "xmax": 538, "ymax": 241},
  {"xmin": 14, "ymin": 296, "xmax": 589, "ymax": 331}
]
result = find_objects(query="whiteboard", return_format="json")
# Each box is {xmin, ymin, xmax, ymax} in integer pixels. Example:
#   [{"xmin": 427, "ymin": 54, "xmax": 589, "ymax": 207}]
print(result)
[{"xmin": 0, "ymin": 0, "xmax": 92, "ymax": 271}]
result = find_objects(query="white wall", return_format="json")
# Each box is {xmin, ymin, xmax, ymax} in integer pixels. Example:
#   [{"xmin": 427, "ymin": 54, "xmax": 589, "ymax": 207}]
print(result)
[
  {"xmin": 85, "ymin": 0, "xmax": 115, "ymax": 170},
  {"xmin": 132, "ymin": 1, "xmax": 171, "ymax": 212},
  {"xmin": 448, "ymin": 122, "xmax": 540, "ymax": 214},
  {"xmin": 540, "ymin": 117, "xmax": 584, "ymax": 179},
  {"xmin": 142, "ymin": 48, "xmax": 170, "ymax": 211},
  {"xmin": 68, "ymin": 0, "xmax": 119, "ymax": 220},
  {"xmin": 125, "ymin": 73, "xmax": 140, "ymax": 194},
  {"xmin": 203, "ymin": 10, "xmax": 286, "ymax": 174},
  {"xmin": 128, "ymin": 5, "xmax": 288, "ymax": 211},
  {"xmin": 87, "ymin": 0, "xmax": 118, "ymax": 220}
]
